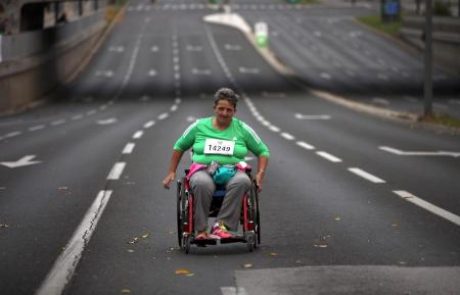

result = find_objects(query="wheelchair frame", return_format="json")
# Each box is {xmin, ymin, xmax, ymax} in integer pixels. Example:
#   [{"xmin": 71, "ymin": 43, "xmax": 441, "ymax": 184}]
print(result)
[{"xmin": 176, "ymin": 169, "xmax": 260, "ymax": 254}]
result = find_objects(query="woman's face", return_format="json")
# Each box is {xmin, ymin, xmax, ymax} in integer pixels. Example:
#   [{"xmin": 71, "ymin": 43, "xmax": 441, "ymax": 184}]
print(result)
[{"xmin": 214, "ymin": 99, "xmax": 235, "ymax": 126}]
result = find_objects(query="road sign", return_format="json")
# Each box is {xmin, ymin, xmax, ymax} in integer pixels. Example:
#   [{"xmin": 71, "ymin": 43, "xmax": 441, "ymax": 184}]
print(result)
[{"xmin": 255, "ymin": 22, "xmax": 268, "ymax": 48}]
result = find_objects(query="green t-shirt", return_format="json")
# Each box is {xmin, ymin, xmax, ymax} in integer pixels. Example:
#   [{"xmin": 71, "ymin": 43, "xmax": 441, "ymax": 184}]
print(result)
[{"xmin": 173, "ymin": 117, "xmax": 270, "ymax": 165}]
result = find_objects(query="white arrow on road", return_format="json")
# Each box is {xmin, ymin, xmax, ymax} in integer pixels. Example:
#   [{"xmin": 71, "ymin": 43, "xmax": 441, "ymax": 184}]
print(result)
[
  {"xmin": 380, "ymin": 146, "xmax": 460, "ymax": 158},
  {"xmin": 295, "ymin": 113, "xmax": 331, "ymax": 120},
  {"xmin": 97, "ymin": 118, "xmax": 117, "ymax": 125},
  {"xmin": 1, "ymin": 155, "xmax": 42, "ymax": 168}
]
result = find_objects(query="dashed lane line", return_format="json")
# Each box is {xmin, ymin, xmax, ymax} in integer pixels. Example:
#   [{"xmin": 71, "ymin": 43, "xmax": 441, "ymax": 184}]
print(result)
[
  {"xmin": 122, "ymin": 143, "xmax": 136, "ymax": 154},
  {"xmin": 316, "ymin": 151, "xmax": 342, "ymax": 163},
  {"xmin": 133, "ymin": 130, "xmax": 144, "ymax": 139},
  {"xmin": 348, "ymin": 167, "xmax": 386, "ymax": 183},
  {"xmin": 107, "ymin": 162, "xmax": 126, "ymax": 180}
]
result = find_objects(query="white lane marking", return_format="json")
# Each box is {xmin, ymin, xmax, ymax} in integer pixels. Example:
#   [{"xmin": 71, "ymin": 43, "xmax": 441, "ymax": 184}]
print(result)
[
  {"xmin": 372, "ymin": 97, "xmax": 389, "ymax": 106},
  {"xmin": 51, "ymin": 119, "xmax": 66, "ymax": 126},
  {"xmin": 175, "ymin": 98, "xmax": 181, "ymax": 104},
  {"xmin": 107, "ymin": 162, "xmax": 126, "ymax": 180},
  {"xmin": 379, "ymin": 146, "xmax": 460, "ymax": 158},
  {"xmin": 99, "ymin": 105, "xmax": 107, "ymax": 111},
  {"xmin": 72, "ymin": 114, "xmax": 83, "ymax": 120},
  {"xmin": 86, "ymin": 110, "xmax": 97, "ymax": 116},
  {"xmin": 170, "ymin": 105, "xmax": 178, "ymax": 112},
  {"xmin": 122, "ymin": 143, "xmax": 136, "ymax": 154},
  {"xmin": 186, "ymin": 45, "xmax": 203, "ymax": 51},
  {"xmin": 109, "ymin": 46, "xmax": 124, "ymax": 52},
  {"xmin": 268, "ymin": 125, "xmax": 280, "ymax": 132},
  {"xmin": 224, "ymin": 44, "xmax": 242, "ymax": 51},
  {"xmin": 320, "ymin": 72, "xmax": 331, "ymax": 80},
  {"xmin": 296, "ymin": 141, "xmax": 315, "ymax": 150},
  {"xmin": 97, "ymin": 118, "xmax": 117, "ymax": 125},
  {"xmin": 5, "ymin": 131, "xmax": 21, "ymax": 138},
  {"xmin": 148, "ymin": 69, "xmax": 157, "ymax": 76},
  {"xmin": 394, "ymin": 191, "xmax": 460, "ymax": 226},
  {"xmin": 151, "ymin": 46, "xmax": 159, "ymax": 52},
  {"xmin": 0, "ymin": 155, "xmax": 42, "ymax": 168},
  {"xmin": 144, "ymin": 121, "xmax": 155, "ymax": 128},
  {"xmin": 158, "ymin": 113, "xmax": 169, "ymax": 120},
  {"xmin": 281, "ymin": 132, "xmax": 295, "ymax": 140},
  {"xmin": 36, "ymin": 190, "xmax": 113, "ymax": 295},
  {"xmin": 192, "ymin": 68, "xmax": 211, "ymax": 75},
  {"xmin": 221, "ymin": 287, "xmax": 248, "ymax": 295},
  {"xmin": 348, "ymin": 168, "xmax": 386, "ymax": 183},
  {"xmin": 133, "ymin": 130, "xmax": 144, "ymax": 139},
  {"xmin": 239, "ymin": 67, "xmax": 260, "ymax": 74},
  {"xmin": 316, "ymin": 151, "xmax": 342, "ymax": 163},
  {"xmin": 29, "ymin": 125, "xmax": 45, "ymax": 131},
  {"xmin": 295, "ymin": 113, "xmax": 331, "ymax": 120}
]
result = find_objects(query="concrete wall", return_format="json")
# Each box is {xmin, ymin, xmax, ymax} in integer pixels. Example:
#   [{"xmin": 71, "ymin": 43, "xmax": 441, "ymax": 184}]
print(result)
[
  {"xmin": 0, "ymin": 11, "xmax": 107, "ymax": 114},
  {"xmin": 400, "ymin": 16, "xmax": 460, "ymax": 75}
]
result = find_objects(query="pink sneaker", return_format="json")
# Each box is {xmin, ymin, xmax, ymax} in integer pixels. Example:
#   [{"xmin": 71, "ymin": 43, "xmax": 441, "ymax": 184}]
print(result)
[{"xmin": 211, "ymin": 222, "xmax": 233, "ymax": 239}]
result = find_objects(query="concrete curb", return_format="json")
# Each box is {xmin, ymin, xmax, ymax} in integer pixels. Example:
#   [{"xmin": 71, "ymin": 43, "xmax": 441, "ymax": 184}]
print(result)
[{"xmin": 203, "ymin": 10, "xmax": 460, "ymax": 135}]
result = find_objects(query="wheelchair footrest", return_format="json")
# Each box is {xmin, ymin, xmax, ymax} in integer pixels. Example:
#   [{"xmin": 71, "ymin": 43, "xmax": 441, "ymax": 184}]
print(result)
[{"xmin": 191, "ymin": 235, "xmax": 247, "ymax": 246}]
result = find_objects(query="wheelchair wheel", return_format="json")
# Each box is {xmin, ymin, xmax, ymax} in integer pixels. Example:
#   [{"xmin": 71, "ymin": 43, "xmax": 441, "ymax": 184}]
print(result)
[
  {"xmin": 176, "ymin": 180, "xmax": 183, "ymax": 248},
  {"xmin": 254, "ymin": 185, "xmax": 261, "ymax": 245}
]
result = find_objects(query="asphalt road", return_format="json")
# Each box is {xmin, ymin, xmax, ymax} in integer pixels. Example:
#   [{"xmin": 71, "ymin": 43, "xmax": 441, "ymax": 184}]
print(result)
[{"xmin": 0, "ymin": 0, "xmax": 459, "ymax": 294}]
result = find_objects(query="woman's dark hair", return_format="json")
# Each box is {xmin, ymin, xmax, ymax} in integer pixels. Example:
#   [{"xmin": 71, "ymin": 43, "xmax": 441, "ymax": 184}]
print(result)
[{"xmin": 214, "ymin": 88, "xmax": 239, "ymax": 108}]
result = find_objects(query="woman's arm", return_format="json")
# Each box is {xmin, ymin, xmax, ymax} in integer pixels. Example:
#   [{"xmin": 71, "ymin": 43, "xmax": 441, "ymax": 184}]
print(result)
[
  {"xmin": 162, "ymin": 150, "xmax": 184, "ymax": 189},
  {"xmin": 255, "ymin": 155, "xmax": 268, "ymax": 192}
]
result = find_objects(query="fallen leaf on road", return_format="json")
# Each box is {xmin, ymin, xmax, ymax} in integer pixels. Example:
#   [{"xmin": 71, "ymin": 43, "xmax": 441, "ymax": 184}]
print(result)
[
  {"xmin": 175, "ymin": 268, "xmax": 193, "ymax": 276},
  {"xmin": 269, "ymin": 252, "xmax": 278, "ymax": 256},
  {"xmin": 127, "ymin": 249, "xmax": 134, "ymax": 253},
  {"xmin": 243, "ymin": 263, "xmax": 253, "ymax": 269},
  {"xmin": 334, "ymin": 216, "xmax": 341, "ymax": 221},
  {"xmin": 120, "ymin": 289, "xmax": 131, "ymax": 294},
  {"xmin": 142, "ymin": 233, "xmax": 149, "ymax": 239}
]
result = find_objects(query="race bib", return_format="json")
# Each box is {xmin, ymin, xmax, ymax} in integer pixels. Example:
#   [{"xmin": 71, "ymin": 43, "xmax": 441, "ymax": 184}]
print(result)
[{"xmin": 204, "ymin": 138, "xmax": 235, "ymax": 155}]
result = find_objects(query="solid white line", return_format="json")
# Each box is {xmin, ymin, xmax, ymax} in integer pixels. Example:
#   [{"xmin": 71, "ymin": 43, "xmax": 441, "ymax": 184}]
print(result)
[
  {"xmin": 170, "ymin": 105, "xmax": 178, "ymax": 112},
  {"xmin": 36, "ymin": 190, "xmax": 113, "ymax": 295},
  {"xmin": 281, "ymin": 132, "xmax": 295, "ymax": 140},
  {"xmin": 316, "ymin": 151, "xmax": 342, "ymax": 162},
  {"xmin": 122, "ymin": 143, "xmax": 136, "ymax": 154},
  {"xmin": 29, "ymin": 125, "xmax": 45, "ymax": 131},
  {"xmin": 107, "ymin": 162, "xmax": 126, "ymax": 180},
  {"xmin": 133, "ymin": 130, "xmax": 143, "ymax": 139},
  {"xmin": 86, "ymin": 110, "xmax": 97, "ymax": 116},
  {"xmin": 394, "ymin": 190, "xmax": 460, "ymax": 226},
  {"xmin": 296, "ymin": 141, "xmax": 315, "ymax": 150},
  {"xmin": 221, "ymin": 287, "xmax": 248, "ymax": 295},
  {"xmin": 143, "ymin": 121, "xmax": 155, "ymax": 128},
  {"xmin": 158, "ymin": 113, "xmax": 169, "ymax": 120},
  {"xmin": 348, "ymin": 167, "xmax": 386, "ymax": 183}
]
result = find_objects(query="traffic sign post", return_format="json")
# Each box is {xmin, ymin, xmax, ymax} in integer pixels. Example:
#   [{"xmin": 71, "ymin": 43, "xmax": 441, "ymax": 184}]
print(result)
[
  {"xmin": 254, "ymin": 22, "xmax": 268, "ymax": 48},
  {"xmin": 380, "ymin": 0, "xmax": 400, "ymax": 22}
]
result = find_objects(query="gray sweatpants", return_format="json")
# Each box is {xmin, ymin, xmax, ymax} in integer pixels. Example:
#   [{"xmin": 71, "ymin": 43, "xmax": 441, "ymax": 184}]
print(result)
[{"xmin": 189, "ymin": 170, "xmax": 251, "ymax": 232}]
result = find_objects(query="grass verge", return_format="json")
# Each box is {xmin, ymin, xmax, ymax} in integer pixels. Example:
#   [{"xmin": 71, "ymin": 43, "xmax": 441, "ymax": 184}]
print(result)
[{"xmin": 357, "ymin": 15, "xmax": 401, "ymax": 37}]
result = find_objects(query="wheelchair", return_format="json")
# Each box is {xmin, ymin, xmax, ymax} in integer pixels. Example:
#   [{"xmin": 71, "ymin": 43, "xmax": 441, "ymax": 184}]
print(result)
[{"xmin": 176, "ymin": 167, "xmax": 260, "ymax": 254}]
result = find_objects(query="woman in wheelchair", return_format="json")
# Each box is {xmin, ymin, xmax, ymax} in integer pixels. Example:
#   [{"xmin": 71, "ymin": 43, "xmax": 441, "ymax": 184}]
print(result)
[{"xmin": 162, "ymin": 88, "xmax": 269, "ymax": 241}]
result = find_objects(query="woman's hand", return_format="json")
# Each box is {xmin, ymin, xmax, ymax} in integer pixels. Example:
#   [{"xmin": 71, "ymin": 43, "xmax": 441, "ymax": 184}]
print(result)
[
  {"xmin": 255, "ymin": 171, "xmax": 264, "ymax": 193},
  {"xmin": 162, "ymin": 172, "xmax": 176, "ymax": 189}
]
